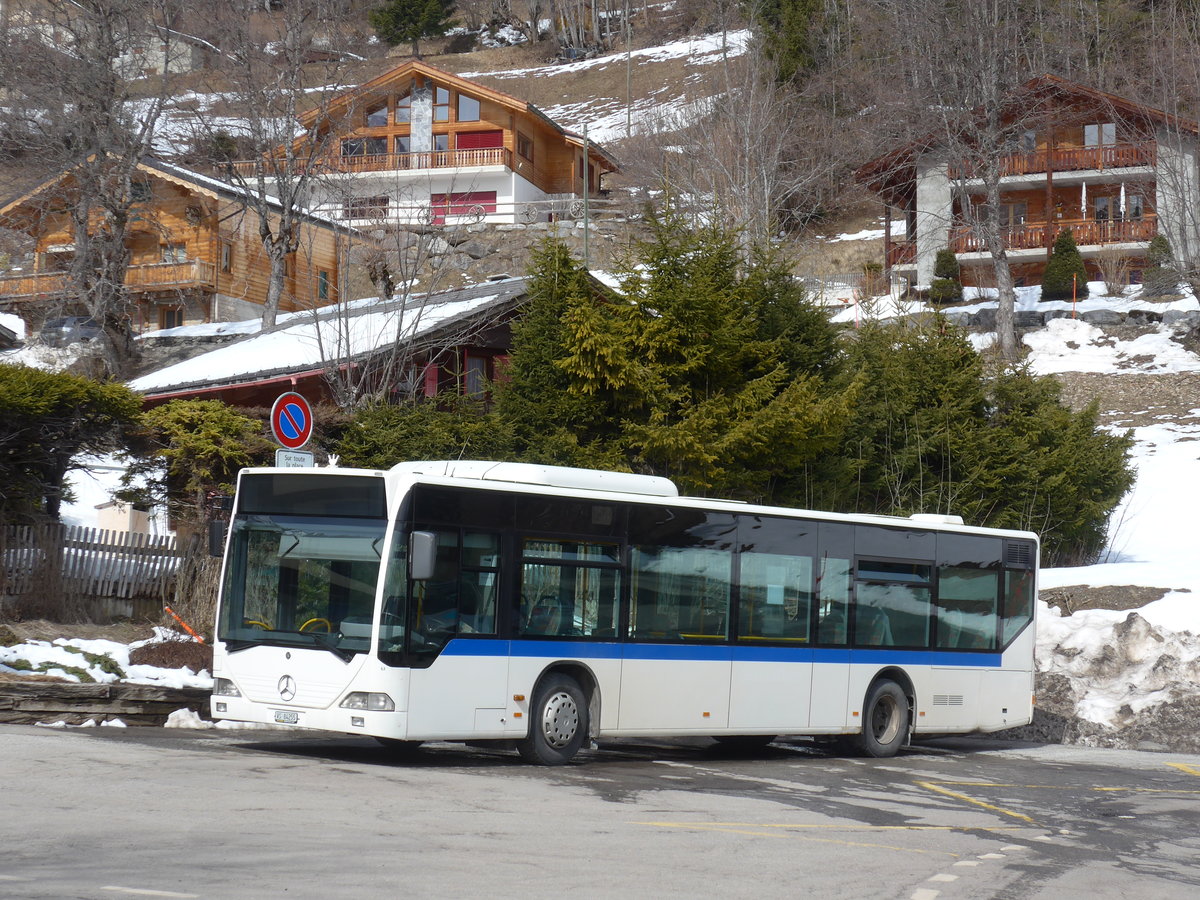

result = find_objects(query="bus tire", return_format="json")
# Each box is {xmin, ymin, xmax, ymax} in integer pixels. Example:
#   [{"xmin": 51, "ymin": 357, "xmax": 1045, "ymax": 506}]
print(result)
[
  {"xmin": 518, "ymin": 673, "xmax": 587, "ymax": 765},
  {"xmin": 858, "ymin": 679, "xmax": 909, "ymax": 758}
]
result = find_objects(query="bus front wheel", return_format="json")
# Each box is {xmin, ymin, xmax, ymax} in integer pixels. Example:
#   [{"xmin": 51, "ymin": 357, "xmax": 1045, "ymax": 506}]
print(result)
[
  {"xmin": 518, "ymin": 674, "xmax": 588, "ymax": 765},
  {"xmin": 858, "ymin": 680, "xmax": 909, "ymax": 758}
]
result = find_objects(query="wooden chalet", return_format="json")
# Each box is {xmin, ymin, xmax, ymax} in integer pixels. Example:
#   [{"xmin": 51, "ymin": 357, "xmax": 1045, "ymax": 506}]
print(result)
[
  {"xmin": 232, "ymin": 58, "xmax": 619, "ymax": 228},
  {"xmin": 0, "ymin": 157, "xmax": 354, "ymax": 333},
  {"xmin": 856, "ymin": 75, "xmax": 1200, "ymax": 289}
]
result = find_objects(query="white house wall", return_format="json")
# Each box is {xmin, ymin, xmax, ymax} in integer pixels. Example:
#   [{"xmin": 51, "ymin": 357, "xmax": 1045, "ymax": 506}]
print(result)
[
  {"xmin": 914, "ymin": 158, "xmax": 954, "ymax": 286},
  {"xmin": 312, "ymin": 170, "xmax": 548, "ymax": 227},
  {"xmin": 1154, "ymin": 127, "xmax": 1200, "ymax": 267}
]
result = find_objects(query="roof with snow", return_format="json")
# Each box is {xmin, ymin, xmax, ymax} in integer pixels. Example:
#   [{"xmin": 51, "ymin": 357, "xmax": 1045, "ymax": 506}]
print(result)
[{"xmin": 129, "ymin": 277, "xmax": 529, "ymax": 398}]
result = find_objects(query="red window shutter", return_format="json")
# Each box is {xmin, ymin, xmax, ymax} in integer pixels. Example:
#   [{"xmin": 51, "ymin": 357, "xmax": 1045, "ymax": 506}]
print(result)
[{"xmin": 456, "ymin": 130, "xmax": 503, "ymax": 150}]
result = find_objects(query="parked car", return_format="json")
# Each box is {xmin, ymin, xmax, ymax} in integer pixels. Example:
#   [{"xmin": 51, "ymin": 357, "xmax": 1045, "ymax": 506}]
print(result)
[{"xmin": 40, "ymin": 316, "xmax": 102, "ymax": 348}]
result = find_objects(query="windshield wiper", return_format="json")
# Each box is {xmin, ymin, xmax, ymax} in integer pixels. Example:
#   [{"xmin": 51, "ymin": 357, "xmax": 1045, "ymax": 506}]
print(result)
[{"xmin": 306, "ymin": 629, "xmax": 354, "ymax": 663}]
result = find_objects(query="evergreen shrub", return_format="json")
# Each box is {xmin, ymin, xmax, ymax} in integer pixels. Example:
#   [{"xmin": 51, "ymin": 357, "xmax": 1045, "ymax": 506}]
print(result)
[
  {"xmin": 1142, "ymin": 234, "xmax": 1178, "ymax": 298},
  {"xmin": 1041, "ymin": 229, "xmax": 1090, "ymax": 301}
]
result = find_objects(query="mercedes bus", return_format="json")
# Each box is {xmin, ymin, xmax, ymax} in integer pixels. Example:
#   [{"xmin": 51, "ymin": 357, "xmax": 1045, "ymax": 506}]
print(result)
[{"xmin": 210, "ymin": 461, "xmax": 1037, "ymax": 764}]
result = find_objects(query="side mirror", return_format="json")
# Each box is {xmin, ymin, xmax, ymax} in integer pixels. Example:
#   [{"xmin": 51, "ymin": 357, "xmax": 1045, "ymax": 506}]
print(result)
[{"xmin": 409, "ymin": 530, "xmax": 437, "ymax": 581}]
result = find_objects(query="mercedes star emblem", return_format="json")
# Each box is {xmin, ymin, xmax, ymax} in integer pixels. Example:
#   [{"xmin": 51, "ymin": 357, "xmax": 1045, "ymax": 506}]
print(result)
[{"xmin": 278, "ymin": 674, "xmax": 297, "ymax": 702}]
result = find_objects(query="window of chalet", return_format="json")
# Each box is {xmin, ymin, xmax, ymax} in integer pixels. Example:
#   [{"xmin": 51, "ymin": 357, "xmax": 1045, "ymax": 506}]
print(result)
[
  {"xmin": 341, "ymin": 137, "xmax": 387, "ymax": 157},
  {"xmin": 395, "ymin": 135, "xmax": 411, "ymax": 154},
  {"xmin": 434, "ymin": 133, "xmax": 450, "ymax": 153},
  {"xmin": 220, "ymin": 241, "xmax": 233, "ymax": 273},
  {"xmin": 517, "ymin": 132, "xmax": 534, "ymax": 162},
  {"xmin": 343, "ymin": 195, "xmax": 389, "ymax": 219},
  {"xmin": 1084, "ymin": 122, "xmax": 1116, "ymax": 146},
  {"xmin": 1126, "ymin": 193, "xmax": 1145, "ymax": 220},
  {"xmin": 159, "ymin": 307, "xmax": 184, "ymax": 330},
  {"xmin": 317, "ymin": 269, "xmax": 330, "ymax": 301},
  {"xmin": 366, "ymin": 100, "xmax": 388, "ymax": 128},
  {"xmin": 1022, "ymin": 130, "xmax": 1036, "ymax": 152},
  {"xmin": 161, "ymin": 243, "xmax": 187, "ymax": 263},
  {"xmin": 396, "ymin": 92, "xmax": 411, "ymax": 123},
  {"xmin": 464, "ymin": 354, "xmax": 488, "ymax": 399},
  {"xmin": 434, "ymin": 86, "xmax": 450, "ymax": 122},
  {"xmin": 1095, "ymin": 196, "xmax": 1112, "ymax": 221},
  {"xmin": 999, "ymin": 202, "xmax": 1027, "ymax": 229},
  {"xmin": 457, "ymin": 93, "xmax": 480, "ymax": 122}
]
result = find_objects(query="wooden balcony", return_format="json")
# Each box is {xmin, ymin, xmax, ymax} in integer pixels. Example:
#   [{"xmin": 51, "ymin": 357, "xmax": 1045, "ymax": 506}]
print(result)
[
  {"xmin": 949, "ymin": 216, "xmax": 1157, "ymax": 254},
  {"xmin": 887, "ymin": 241, "xmax": 917, "ymax": 268},
  {"xmin": 949, "ymin": 142, "xmax": 1156, "ymax": 179},
  {"xmin": 0, "ymin": 260, "xmax": 217, "ymax": 301},
  {"xmin": 231, "ymin": 147, "xmax": 518, "ymax": 177}
]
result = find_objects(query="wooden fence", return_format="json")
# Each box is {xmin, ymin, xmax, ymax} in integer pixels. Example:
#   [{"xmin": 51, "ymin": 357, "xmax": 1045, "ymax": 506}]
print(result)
[{"xmin": 1, "ymin": 524, "xmax": 183, "ymax": 621}]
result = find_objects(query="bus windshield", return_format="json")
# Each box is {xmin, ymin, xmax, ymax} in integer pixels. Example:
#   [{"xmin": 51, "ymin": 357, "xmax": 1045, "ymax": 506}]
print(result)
[{"xmin": 218, "ymin": 514, "xmax": 386, "ymax": 657}]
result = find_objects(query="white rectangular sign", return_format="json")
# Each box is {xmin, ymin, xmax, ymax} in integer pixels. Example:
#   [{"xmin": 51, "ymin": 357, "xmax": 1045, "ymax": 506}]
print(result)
[{"xmin": 275, "ymin": 449, "xmax": 315, "ymax": 468}]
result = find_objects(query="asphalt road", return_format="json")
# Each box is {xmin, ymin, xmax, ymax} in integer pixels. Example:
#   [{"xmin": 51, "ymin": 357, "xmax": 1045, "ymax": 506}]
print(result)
[{"xmin": 1, "ymin": 727, "xmax": 1198, "ymax": 899}]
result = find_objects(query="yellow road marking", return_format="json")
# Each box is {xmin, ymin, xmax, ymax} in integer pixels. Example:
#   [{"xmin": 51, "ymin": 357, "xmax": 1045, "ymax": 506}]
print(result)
[
  {"xmin": 915, "ymin": 780, "xmax": 1037, "ymax": 824},
  {"xmin": 1167, "ymin": 763, "xmax": 1200, "ymax": 777}
]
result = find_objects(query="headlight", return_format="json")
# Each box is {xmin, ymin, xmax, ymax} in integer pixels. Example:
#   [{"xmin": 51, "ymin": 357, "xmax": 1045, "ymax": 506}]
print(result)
[
  {"xmin": 340, "ymin": 692, "xmax": 395, "ymax": 711},
  {"xmin": 213, "ymin": 678, "xmax": 241, "ymax": 697}
]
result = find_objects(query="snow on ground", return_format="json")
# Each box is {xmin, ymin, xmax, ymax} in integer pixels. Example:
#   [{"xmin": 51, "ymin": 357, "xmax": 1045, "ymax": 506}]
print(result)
[
  {"xmin": 1, "ymin": 311, "xmax": 25, "ymax": 340},
  {"xmin": 0, "ymin": 627, "xmax": 211, "ymax": 690}
]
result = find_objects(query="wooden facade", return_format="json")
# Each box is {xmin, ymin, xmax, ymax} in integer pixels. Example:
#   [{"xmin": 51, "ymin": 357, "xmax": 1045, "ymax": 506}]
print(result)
[
  {"xmin": 857, "ymin": 75, "xmax": 1199, "ymax": 289},
  {"xmin": 0, "ymin": 158, "xmax": 349, "ymax": 331},
  {"xmin": 233, "ymin": 59, "xmax": 617, "ymax": 225}
]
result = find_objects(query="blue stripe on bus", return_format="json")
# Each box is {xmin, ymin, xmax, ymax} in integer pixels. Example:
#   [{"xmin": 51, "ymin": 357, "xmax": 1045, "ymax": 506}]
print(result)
[{"xmin": 441, "ymin": 639, "xmax": 1001, "ymax": 667}]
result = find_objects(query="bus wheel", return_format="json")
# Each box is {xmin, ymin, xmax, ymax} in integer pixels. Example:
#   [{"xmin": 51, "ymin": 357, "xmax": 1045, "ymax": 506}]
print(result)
[
  {"xmin": 518, "ymin": 674, "xmax": 587, "ymax": 765},
  {"xmin": 859, "ymin": 680, "xmax": 909, "ymax": 758}
]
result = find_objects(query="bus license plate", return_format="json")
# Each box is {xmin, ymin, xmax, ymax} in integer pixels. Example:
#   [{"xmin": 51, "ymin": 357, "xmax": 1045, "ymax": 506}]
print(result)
[{"xmin": 274, "ymin": 710, "xmax": 299, "ymax": 724}]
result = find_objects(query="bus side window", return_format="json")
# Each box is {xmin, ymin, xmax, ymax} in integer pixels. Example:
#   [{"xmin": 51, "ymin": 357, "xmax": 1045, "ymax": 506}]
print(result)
[
  {"xmin": 815, "ymin": 555, "xmax": 850, "ymax": 645},
  {"xmin": 935, "ymin": 567, "xmax": 998, "ymax": 650},
  {"xmin": 1002, "ymin": 569, "xmax": 1034, "ymax": 644}
]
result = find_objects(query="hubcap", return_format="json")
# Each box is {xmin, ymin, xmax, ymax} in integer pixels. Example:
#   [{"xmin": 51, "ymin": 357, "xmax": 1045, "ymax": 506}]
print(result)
[
  {"xmin": 541, "ymin": 690, "xmax": 579, "ymax": 748},
  {"xmin": 871, "ymin": 695, "xmax": 900, "ymax": 744}
]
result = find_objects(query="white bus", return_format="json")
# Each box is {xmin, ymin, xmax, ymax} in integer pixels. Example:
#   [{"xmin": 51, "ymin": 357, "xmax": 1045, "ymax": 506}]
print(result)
[{"xmin": 210, "ymin": 461, "xmax": 1037, "ymax": 764}]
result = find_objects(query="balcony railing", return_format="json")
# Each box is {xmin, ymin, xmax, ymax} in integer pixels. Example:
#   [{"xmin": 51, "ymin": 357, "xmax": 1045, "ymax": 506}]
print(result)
[
  {"xmin": 949, "ymin": 216, "xmax": 1157, "ymax": 254},
  {"xmin": 0, "ymin": 259, "xmax": 217, "ymax": 301},
  {"xmin": 886, "ymin": 241, "xmax": 917, "ymax": 268},
  {"xmin": 231, "ymin": 147, "xmax": 515, "ymax": 177},
  {"xmin": 949, "ymin": 142, "xmax": 1156, "ymax": 179}
]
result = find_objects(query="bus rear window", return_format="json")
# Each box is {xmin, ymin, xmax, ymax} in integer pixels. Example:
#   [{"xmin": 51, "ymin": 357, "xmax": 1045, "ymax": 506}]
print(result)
[{"xmin": 237, "ymin": 474, "xmax": 386, "ymax": 518}]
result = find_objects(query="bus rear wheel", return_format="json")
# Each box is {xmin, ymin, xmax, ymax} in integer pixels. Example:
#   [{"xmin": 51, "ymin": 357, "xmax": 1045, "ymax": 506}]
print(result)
[
  {"xmin": 518, "ymin": 674, "xmax": 587, "ymax": 765},
  {"xmin": 858, "ymin": 680, "xmax": 909, "ymax": 758}
]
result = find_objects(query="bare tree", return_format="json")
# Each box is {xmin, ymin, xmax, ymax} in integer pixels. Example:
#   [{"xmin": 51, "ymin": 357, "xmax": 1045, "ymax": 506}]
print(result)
[
  {"xmin": 628, "ymin": 27, "xmax": 843, "ymax": 253},
  {"xmin": 1140, "ymin": 0, "xmax": 1200, "ymax": 296},
  {"xmin": 855, "ymin": 0, "xmax": 1054, "ymax": 361},
  {"xmin": 311, "ymin": 173, "xmax": 507, "ymax": 410},
  {"xmin": 0, "ymin": 1, "xmax": 181, "ymax": 375},
  {"xmin": 189, "ymin": 0, "xmax": 360, "ymax": 329}
]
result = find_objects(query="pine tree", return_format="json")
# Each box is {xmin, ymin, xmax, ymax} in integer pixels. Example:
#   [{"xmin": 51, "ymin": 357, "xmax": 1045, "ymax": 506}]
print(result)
[
  {"xmin": 499, "ymin": 217, "xmax": 854, "ymax": 499},
  {"xmin": 1041, "ymin": 229, "xmax": 1090, "ymax": 301},
  {"xmin": 0, "ymin": 364, "xmax": 142, "ymax": 521},
  {"xmin": 369, "ymin": 0, "xmax": 455, "ymax": 59}
]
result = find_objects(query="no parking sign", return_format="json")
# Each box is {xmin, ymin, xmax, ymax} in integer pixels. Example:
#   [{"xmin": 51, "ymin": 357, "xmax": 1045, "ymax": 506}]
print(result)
[{"xmin": 271, "ymin": 392, "xmax": 313, "ymax": 450}]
